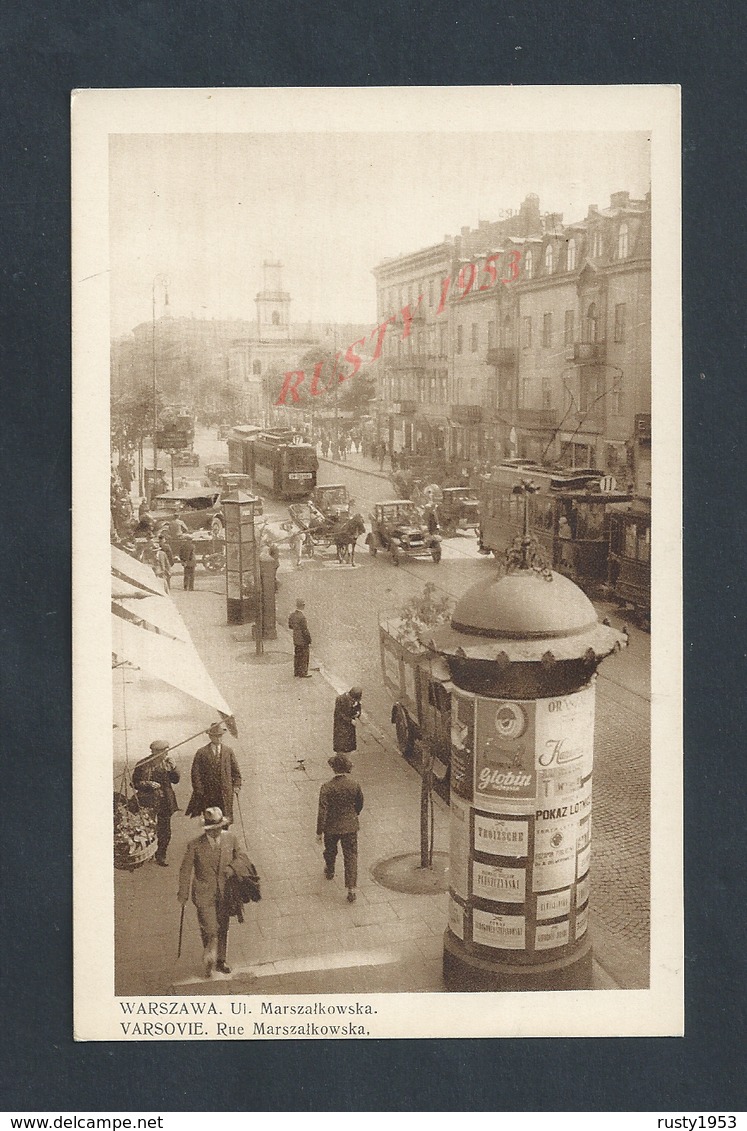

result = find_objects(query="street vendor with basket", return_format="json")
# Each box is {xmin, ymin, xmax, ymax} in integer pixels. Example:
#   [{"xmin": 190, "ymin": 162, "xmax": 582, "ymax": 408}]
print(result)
[{"xmin": 132, "ymin": 739, "xmax": 181, "ymax": 867}]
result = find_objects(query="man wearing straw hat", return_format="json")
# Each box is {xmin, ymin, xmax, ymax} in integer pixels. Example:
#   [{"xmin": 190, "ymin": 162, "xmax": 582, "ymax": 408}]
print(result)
[
  {"xmin": 316, "ymin": 753, "xmax": 364, "ymax": 904},
  {"xmin": 178, "ymin": 807, "xmax": 247, "ymax": 977},
  {"xmin": 132, "ymin": 739, "xmax": 180, "ymax": 867},
  {"xmin": 185, "ymin": 722, "xmax": 242, "ymax": 825}
]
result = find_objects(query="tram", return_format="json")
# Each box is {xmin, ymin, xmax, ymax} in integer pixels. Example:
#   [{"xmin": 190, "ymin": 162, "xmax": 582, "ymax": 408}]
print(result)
[
  {"xmin": 226, "ymin": 427, "xmax": 318, "ymax": 500},
  {"xmin": 477, "ymin": 461, "xmax": 632, "ymax": 593},
  {"xmin": 607, "ymin": 497, "xmax": 651, "ymax": 628}
]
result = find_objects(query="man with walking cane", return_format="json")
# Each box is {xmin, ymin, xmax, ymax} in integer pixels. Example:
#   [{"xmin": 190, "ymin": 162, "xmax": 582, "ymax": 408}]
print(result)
[
  {"xmin": 185, "ymin": 721, "xmax": 242, "ymax": 825},
  {"xmin": 178, "ymin": 807, "xmax": 249, "ymax": 978}
]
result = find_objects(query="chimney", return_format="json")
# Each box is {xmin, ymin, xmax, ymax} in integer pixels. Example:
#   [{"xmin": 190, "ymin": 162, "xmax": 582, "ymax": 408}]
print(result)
[
  {"xmin": 610, "ymin": 191, "xmax": 630, "ymax": 210},
  {"xmin": 518, "ymin": 193, "xmax": 541, "ymax": 235},
  {"xmin": 588, "ymin": 204, "xmax": 599, "ymax": 217}
]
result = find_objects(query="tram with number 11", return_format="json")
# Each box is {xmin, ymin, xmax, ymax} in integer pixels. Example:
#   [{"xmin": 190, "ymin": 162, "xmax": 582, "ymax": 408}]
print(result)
[{"xmin": 477, "ymin": 461, "xmax": 633, "ymax": 595}]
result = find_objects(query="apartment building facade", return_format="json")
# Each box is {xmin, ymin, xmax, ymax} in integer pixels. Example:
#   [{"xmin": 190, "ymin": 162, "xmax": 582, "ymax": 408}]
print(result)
[{"xmin": 372, "ymin": 190, "xmax": 651, "ymax": 494}]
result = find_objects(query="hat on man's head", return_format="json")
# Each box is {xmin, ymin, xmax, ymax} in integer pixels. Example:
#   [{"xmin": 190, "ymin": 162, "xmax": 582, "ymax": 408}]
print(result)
[
  {"xmin": 349, "ymin": 687, "xmax": 363, "ymax": 700},
  {"xmin": 202, "ymin": 807, "xmax": 228, "ymax": 830},
  {"xmin": 150, "ymin": 739, "xmax": 170, "ymax": 752},
  {"xmin": 208, "ymin": 722, "xmax": 226, "ymax": 737},
  {"xmin": 328, "ymin": 753, "xmax": 353, "ymax": 774}
]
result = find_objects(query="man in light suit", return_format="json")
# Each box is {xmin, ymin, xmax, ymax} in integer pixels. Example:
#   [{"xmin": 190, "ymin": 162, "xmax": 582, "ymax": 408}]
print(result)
[
  {"xmin": 178, "ymin": 807, "xmax": 248, "ymax": 977},
  {"xmin": 185, "ymin": 722, "xmax": 242, "ymax": 825}
]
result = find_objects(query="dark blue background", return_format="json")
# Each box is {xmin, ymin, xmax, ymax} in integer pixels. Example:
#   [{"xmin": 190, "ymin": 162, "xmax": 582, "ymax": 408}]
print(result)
[{"xmin": 1, "ymin": 0, "xmax": 744, "ymax": 1111}]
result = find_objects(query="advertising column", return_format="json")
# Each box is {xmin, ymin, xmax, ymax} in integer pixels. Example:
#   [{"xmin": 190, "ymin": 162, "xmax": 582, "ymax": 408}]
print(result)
[{"xmin": 446, "ymin": 681, "xmax": 595, "ymax": 988}]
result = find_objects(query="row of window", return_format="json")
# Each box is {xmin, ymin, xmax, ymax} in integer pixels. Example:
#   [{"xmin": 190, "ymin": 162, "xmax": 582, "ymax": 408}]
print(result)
[
  {"xmin": 523, "ymin": 225, "xmax": 630, "ymax": 279},
  {"xmin": 383, "ymin": 322, "xmax": 449, "ymax": 358},
  {"xmin": 379, "ymin": 224, "xmax": 633, "ymax": 310},
  {"xmin": 450, "ymin": 303, "xmax": 627, "ymax": 353},
  {"xmin": 382, "ymin": 373, "xmax": 449, "ymax": 405},
  {"xmin": 381, "ymin": 367, "xmax": 626, "ymax": 417},
  {"xmin": 516, "ymin": 373, "xmax": 624, "ymax": 415}
]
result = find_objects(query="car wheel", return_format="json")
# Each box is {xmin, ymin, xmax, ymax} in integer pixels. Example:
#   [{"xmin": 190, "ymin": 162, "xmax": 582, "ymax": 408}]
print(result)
[
  {"xmin": 210, "ymin": 516, "xmax": 224, "ymax": 537},
  {"xmin": 392, "ymin": 705, "xmax": 412, "ymax": 756}
]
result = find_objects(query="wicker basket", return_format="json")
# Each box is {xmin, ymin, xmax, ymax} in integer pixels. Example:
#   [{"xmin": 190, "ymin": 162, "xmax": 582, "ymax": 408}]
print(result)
[
  {"xmin": 114, "ymin": 836, "xmax": 158, "ymax": 871},
  {"xmin": 113, "ymin": 796, "xmax": 159, "ymax": 871}
]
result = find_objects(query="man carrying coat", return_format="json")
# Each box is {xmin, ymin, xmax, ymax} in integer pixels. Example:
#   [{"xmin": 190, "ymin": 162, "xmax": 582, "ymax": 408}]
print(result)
[
  {"xmin": 185, "ymin": 722, "xmax": 242, "ymax": 826},
  {"xmin": 178, "ymin": 807, "xmax": 248, "ymax": 977},
  {"xmin": 316, "ymin": 753, "xmax": 364, "ymax": 903},
  {"xmin": 333, "ymin": 687, "xmax": 363, "ymax": 754}
]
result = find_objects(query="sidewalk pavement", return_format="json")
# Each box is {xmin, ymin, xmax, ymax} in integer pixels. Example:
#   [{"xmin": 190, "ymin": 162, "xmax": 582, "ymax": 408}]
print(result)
[
  {"xmin": 114, "ymin": 560, "xmax": 622, "ymax": 996},
  {"xmin": 318, "ymin": 450, "xmax": 393, "ymax": 483}
]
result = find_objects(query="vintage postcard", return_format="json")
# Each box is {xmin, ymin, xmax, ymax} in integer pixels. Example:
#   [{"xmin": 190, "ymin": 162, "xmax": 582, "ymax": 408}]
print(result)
[{"xmin": 73, "ymin": 85, "xmax": 682, "ymax": 1040}]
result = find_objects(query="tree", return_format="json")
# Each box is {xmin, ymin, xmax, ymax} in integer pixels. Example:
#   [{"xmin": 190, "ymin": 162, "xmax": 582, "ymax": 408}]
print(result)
[
  {"xmin": 111, "ymin": 384, "xmax": 164, "ymax": 453},
  {"xmin": 338, "ymin": 371, "xmax": 376, "ymax": 415}
]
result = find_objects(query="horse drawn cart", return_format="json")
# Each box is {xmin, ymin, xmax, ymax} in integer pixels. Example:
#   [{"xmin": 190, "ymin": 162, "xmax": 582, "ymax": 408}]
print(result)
[{"xmin": 288, "ymin": 501, "xmax": 366, "ymax": 565}]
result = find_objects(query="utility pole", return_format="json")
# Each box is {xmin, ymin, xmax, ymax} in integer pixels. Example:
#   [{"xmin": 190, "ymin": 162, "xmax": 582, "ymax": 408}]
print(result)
[
  {"xmin": 333, "ymin": 324, "xmax": 339, "ymax": 456},
  {"xmin": 151, "ymin": 274, "xmax": 169, "ymax": 501}
]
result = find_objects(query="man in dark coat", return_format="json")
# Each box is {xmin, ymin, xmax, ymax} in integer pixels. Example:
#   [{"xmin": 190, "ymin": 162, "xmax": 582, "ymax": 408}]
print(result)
[
  {"xmin": 316, "ymin": 753, "xmax": 364, "ymax": 903},
  {"xmin": 179, "ymin": 533, "xmax": 196, "ymax": 591},
  {"xmin": 333, "ymin": 687, "xmax": 363, "ymax": 754},
  {"xmin": 132, "ymin": 738, "xmax": 181, "ymax": 866},
  {"xmin": 185, "ymin": 722, "xmax": 242, "ymax": 825},
  {"xmin": 178, "ymin": 807, "xmax": 249, "ymax": 977},
  {"xmin": 288, "ymin": 598, "xmax": 312, "ymax": 677}
]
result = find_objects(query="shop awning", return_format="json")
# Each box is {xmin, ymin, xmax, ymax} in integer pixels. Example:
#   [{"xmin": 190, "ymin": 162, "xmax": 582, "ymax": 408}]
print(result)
[
  {"xmin": 111, "ymin": 544, "xmax": 166, "ymax": 596},
  {"xmin": 110, "ymin": 546, "xmax": 236, "ymax": 730},
  {"xmin": 112, "ymin": 612, "xmax": 234, "ymax": 722},
  {"xmin": 113, "ymin": 595, "xmax": 191, "ymax": 642}
]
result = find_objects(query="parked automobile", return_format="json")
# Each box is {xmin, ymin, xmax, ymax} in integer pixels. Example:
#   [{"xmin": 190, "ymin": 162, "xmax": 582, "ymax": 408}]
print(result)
[
  {"xmin": 310, "ymin": 483, "xmax": 352, "ymax": 523},
  {"xmin": 151, "ymin": 486, "xmax": 263, "ymax": 538},
  {"xmin": 435, "ymin": 486, "xmax": 480, "ymax": 535},
  {"xmin": 204, "ymin": 463, "xmax": 230, "ymax": 486},
  {"xmin": 366, "ymin": 500, "xmax": 442, "ymax": 564},
  {"xmin": 172, "ymin": 448, "xmax": 200, "ymax": 467}
]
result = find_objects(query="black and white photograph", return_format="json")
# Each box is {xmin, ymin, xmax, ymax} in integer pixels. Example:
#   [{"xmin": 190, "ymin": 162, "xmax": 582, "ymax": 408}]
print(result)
[{"xmin": 73, "ymin": 85, "xmax": 682, "ymax": 1040}]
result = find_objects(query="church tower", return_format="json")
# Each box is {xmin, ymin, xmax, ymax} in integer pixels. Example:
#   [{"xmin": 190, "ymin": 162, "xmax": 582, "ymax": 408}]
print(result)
[{"xmin": 255, "ymin": 260, "xmax": 291, "ymax": 340}]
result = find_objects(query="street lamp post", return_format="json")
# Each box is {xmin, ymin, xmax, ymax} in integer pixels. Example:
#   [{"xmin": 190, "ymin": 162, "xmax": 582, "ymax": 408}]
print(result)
[{"xmin": 151, "ymin": 274, "xmax": 169, "ymax": 502}]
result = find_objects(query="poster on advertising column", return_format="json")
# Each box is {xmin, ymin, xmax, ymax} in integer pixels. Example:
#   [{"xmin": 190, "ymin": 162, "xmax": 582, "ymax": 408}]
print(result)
[{"xmin": 474, "ymin": 699, "xmax": 536, "ymax": 809}]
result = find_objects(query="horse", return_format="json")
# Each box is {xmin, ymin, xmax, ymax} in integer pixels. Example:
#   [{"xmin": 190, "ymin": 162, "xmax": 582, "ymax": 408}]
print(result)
[{"xmin": 332, "ymin": 514, "xmax": 366, "ymax": 565}]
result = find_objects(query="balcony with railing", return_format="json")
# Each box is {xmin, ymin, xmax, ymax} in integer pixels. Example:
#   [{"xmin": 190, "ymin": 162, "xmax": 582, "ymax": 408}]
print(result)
[
  {"xmin": 486, "ymin": 346, "xmax": 519, "ymax": 372},
  {"xmin": 516, "ymin": 408, "xmax": 558, "ymax": 430},
  {"xmin": 566, "ymin": 340, "xmax": 606, "ymax": 364},
  {"xmin": 449, "ymin": 403, "xmax": 483, "ymax": 425}
]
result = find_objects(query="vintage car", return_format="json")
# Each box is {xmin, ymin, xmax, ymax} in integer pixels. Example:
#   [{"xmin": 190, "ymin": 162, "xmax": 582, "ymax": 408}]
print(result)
[
  {"xmin": 435, "ymin": 486, "xmax": 480, "ymax": 535},
  {"xmin": 203, "ymin": 462, "xmax": 230, "ymax": 486},
  {"xmin": 172, "ymin": 448, "xmax": 200, "ymax": 467},
  {"xmin": 366, "ymin": 500, "xmax": 442, "ymax": 564},
  {"xmin": 311, "ymin": 483, "xmax": 352, "ymax": 523},
  {"xmin": 151, "ymin": 486, "xmax": 263, "ymax": 538}
]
